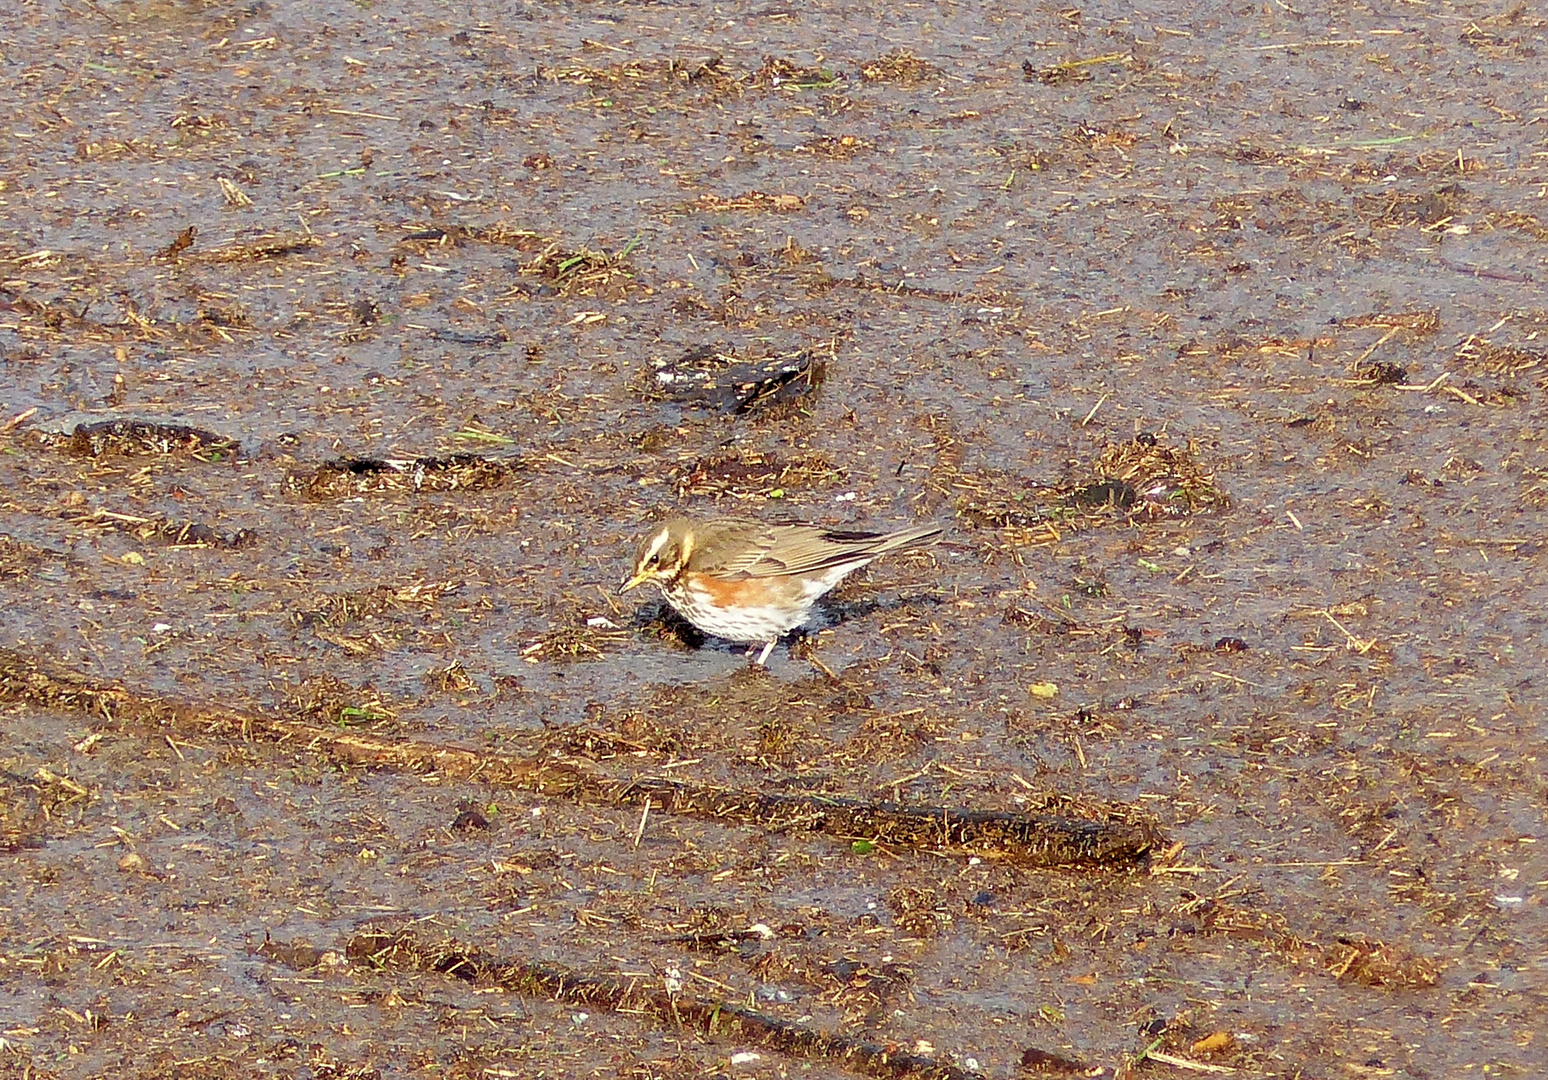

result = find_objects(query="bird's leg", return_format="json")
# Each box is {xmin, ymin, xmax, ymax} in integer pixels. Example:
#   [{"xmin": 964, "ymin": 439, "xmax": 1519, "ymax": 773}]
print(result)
[{"xmin": 752, "ymin": 640, "xmax": 777, "ymax": 667}]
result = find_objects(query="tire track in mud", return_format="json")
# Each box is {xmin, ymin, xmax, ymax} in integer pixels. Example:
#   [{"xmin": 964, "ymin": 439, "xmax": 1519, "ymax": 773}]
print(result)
[{"xmin": 0, "ymin": 647, "xmax": 1159, "ymax": 870}]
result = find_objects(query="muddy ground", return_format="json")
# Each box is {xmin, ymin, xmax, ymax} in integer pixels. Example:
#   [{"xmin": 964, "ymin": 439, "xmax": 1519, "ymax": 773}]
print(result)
[{"xmin": 1, "ymin": 0, "xmax": 1545, "ymax": 1077}]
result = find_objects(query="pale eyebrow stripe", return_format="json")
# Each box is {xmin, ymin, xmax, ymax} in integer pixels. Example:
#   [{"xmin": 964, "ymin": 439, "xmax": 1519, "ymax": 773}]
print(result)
[{"xmin": 643, "ymin": 528, "xmax": 670, "ymax": 561}]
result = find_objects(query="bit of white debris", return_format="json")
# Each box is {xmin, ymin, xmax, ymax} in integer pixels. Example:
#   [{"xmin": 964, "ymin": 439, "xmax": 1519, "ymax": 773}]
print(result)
[
  {"xmin": 963, "ymin": 1057, "xmax": 980, "ymax": 1072},
  {"xmin": 913, "ymin": 1039, "xmax": 936, "ymax": 1055},
  {"xmin": 833, "ymin": 491, "xmax": 857, "ymax": 502},
  {"xmin": 152, "ymin": 623, "xmax": 173, "ymax": 633},
  {"xmin": 729, "ymin": 1052, "xmax": 762, "ymax": 1066},
  {"xmin": 571, "ymin": 1012, "xmax": 589, "ymax": 1025},
  {"xmin": 662, "ymin": 966, "xmax": 683, "ymax": 993},
  {"xmin": 585, "ymin": 615, "xmax": 619, "ymax": 629},
  {"xmin": 746, "ymin": 922, "xmax": 775, "ymax": 939},
  {"xmin": 530, "ymin": 806, "xmax": 543, "ymax": 818}
]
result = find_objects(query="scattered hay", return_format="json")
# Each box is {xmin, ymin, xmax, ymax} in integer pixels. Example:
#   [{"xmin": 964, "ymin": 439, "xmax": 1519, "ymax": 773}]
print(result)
[
  {"xmin": 1323, "ymin": 936, "xmax": 1439, "ymax": 989},
  {"xmin": 538, "ymin": 55, "xmax": 737, "ymax": 95},
  {"xmin": 1454, "ymin": 339, "xmax": 1546, "ymax": 381},
  {"xmin": 1198, "ymin": 335, "xmax": 1332, "ymax": 366},
  {"xmin": 0, "ymin": 651, "xmax": 125, "ymax": 719},
  {"xmin": 397, "ymin": 223, "xmax": 545, "ymax": 251},
  {"xmin": 255, "ymin": 935, "xmax": 340, "ymax": 972},
  {"xmin": 518, "ymin": 622, "xmax": 631, "ymax": 663},
  {"xmin": 1353, "ymin": 359, "xmax": 1408, "ymax": 385},
  {"xmin": 860, "ymin": 50, "xmax": 941, "ymax": 84},
  {"xmin": 65, "ymin": 508, "xmax": 256, "ymax": 549},
  {"xmin": 1023, "ymin": 52, "xmax": 1131, "ymax": 85},
  {"xmin": 1354, "ymin": 183, "xmax": 1467, "ymax": 227},
  {"xmin": 202, "ymin": 232, "xmax": 319, "ymax": 261},
  {"xmin": 521, "ymin": 239, "xmax": 640, "ymax": 299},
  {"xmin": 1459, "ymin": 24, "xmax": 1537, "ymax": 57},
  {"xmin": 1482, "ymin": 209, "xmax": 1548, "ymax": 241},
  {"xmin": 886, "ymin": 886, "xmax": 953, "ymax": 939},
  {"xmin": 1173, "ymin": 889, "xmax": 1440, "ymax": 991},
  {"xmin": 1227, "ymin": 142, "xmax": 1307, "ymax": 167},
  {"xmin": 1085, "ymin": 436, "xmax": 1230, "ymax": 517},
  {"xmin": 286, "ymin": 453, "xmax": 524, "ymax": 499},
  {"xmin": 951, "ymin": 436, "xmax": 1228, "ymax": 532},
  {"xmin": 66, "ymin": 419, "xmax": 238, "ymax": 459},
  {"xmin": 1338, "ymin": 309, "xmax": 1441, "ymax": 338},
  {"xmin": 683, "ymin": 191, "xmax": 806, "ymax": 214},
  {"xmin": 816, "ymin": 956, "xmax": 913, "ymax": 1013},
  {"xmin": 1433, "ymin": 338, "xmax": 1539, "ymax": 404},
  {"xmin": 306, "ymin": 1050, "xmax": 381, "ymax": 1080},
  {"xmin": 427, "ymin": 327, "xmax": 508, "ymax": 346},
  {"xmin": 792, "ymin": 134, "xmax": 874, "ymax": 159},
  {"xmin": 284, "ymin": 673, "xmax": 397, "ymax": 729},
  {"xmin": 950, "ymin": 468, "xmax": 1056, "ymax": 530},
  {"xmin": 291, "ymin": 582, "xmax": 461, "ymax": 628},
  {"xmin": 747, "ymin": 56, "xmax": 843, "ymax": 91},
  {"xmin": 156, "ymin": 225, "xmax": 196, "ymax": 260},
  {"xmin": 199, "ymin": 301, "xmax": 253, "ymax": 333},
  {"xmin": 424, "ymin": 661, "xmax": 477, "ymax": 695},
  {"xmin": 1071, "ymin": 124, "xmax": 1139, "ymax": 151},
  {"xmin": 0, "ymin": 535, "xmax": 63, "ymax": 579},
  {"xmin": 672, "ymin": 448, "xmax": 838, "ymax": 499},
  {"xmin": 0, "ymin": 773, "xmax": 54, "ymax": 853}
]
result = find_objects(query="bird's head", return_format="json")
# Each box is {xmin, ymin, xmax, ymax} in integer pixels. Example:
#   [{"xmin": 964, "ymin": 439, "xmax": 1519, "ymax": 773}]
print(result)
[{"xmin": 621, "ymin": 519, "xmax": 693, "ymax": 593}]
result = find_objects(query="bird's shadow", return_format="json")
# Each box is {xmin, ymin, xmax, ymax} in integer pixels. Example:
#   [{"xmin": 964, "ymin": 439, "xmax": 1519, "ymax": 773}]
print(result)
[
  {"xmin": 630, "ymin": 599, "xmax": 707, "ymax": 650},
  {"xmin": 629, "ymin": 592, "xmax": 944, "ymax": 655}
]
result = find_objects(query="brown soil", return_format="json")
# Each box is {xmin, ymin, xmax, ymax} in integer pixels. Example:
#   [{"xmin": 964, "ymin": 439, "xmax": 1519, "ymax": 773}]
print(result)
[{"xmin": 1, "ymin": 2, "xmax": 1544, "ymax": 1078}]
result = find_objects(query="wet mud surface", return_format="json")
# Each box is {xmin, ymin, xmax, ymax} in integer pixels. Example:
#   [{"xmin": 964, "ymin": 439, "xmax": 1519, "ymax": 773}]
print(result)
[{"xmin": 1, "ymin": 0, "xmax": 1546, "ymax": 1077}]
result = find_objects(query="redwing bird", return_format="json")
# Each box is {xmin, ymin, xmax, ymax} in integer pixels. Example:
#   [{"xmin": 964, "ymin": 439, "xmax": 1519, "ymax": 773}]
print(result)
[{"xmin": 621, "ymin": 516, "xmax": 943, "ymax": 665}]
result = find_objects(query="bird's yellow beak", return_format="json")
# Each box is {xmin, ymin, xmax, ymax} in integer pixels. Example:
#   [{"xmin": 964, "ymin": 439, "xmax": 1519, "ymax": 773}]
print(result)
[{"xmin": 620, "ymin": 569, "xmax": 651, "ymax": 594}]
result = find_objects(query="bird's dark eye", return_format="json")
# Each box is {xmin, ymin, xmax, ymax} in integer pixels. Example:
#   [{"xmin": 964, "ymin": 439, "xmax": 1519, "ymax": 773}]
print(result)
[{"xmin": 645, "ymin": 554, "xmax": 658, "ymax": 566}]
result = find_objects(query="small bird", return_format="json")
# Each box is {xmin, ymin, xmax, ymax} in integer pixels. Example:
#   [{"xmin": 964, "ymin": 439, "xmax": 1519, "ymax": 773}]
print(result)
[{"xmin": 621, "ymin": 516, "xmax": 943, "ymax": 665}]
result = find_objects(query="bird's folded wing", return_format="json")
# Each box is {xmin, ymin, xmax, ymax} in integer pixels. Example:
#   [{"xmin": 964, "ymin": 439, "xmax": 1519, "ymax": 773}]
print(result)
[{"xmin": 732, "ymin": 526, "xmax": 884, "ymax": 578}]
